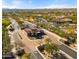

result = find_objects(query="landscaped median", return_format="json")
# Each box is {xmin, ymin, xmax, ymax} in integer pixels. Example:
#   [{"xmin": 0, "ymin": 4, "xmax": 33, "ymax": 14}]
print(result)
[
  {"xmin": 36, "ymin": 46, "xmax": 46, "ymax": 59},
  {"xmin": 36, "ymin": 44, "xmax": 72, "ymax": 59}
]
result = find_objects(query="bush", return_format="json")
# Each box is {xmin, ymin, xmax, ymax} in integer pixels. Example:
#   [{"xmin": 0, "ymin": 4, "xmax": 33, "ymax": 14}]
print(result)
[
  {"xmin": 21, "ymin": 53, "xmax": 31, "ymax": 59},
  {"xmin": 44, "ymin": 43, "xmax": 59, "ymax": 54},
  {"xmin": 2, "ymin": 18, "xmax": 10, "ymax": 27}
]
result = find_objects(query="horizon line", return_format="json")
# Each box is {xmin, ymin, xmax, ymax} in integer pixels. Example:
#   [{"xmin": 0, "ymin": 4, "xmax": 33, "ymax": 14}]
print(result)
[{"xmin": 2, "ymin": 7, "xmax": 77, "ymax": 9}]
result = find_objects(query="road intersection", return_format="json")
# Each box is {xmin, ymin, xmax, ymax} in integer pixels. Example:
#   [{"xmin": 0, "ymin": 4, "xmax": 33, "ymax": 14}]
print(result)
[{"xmin": 9, "ymin": 18, "xmax": 77, "ymax": 59}]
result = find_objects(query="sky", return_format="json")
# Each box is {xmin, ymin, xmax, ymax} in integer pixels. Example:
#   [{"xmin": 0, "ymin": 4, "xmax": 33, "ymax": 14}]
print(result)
[{"xmin": 2, "ymin": 0, "xmax": 77, "ymax": 9}]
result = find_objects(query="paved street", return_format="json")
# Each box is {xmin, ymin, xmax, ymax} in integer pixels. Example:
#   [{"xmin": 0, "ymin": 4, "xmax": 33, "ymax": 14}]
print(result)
[
  {"xmin": 59, "ymin": 44, "xmax": 77, "ymax": 59},
  {"xmin": 33, "ymin": 51, "xmax": 44, "ymax": 59},
  {"xmin": 30, "ymin": 51, "xmax": 44, "ymax": 59}
]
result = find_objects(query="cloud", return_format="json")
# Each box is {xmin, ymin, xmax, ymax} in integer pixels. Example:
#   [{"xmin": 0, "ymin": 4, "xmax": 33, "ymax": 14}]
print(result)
[
  {"xmin": 12, "ymin": 0, "xmax": 22, "ymax": 5},
  {"xmin": 2, "ymin": 0, "xmax": 26, "ymax": 9},
  {"xmin": 37, "ymin": 4, "xmax": 77, "ymax": 9},
  {"xmin": 2, "ymin": 0, "xmax": 33, "ymax": 9},
  {"xmin": 2, "ymin": 5, "xmax": 16, "ymax": 9},
  {"xmin": 2, "ymin": 0, "xmax": 76, "ymax": 9}
]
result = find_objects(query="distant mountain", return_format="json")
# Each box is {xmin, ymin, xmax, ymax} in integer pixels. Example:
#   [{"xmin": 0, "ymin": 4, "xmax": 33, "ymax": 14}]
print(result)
[
  {"xmin": 2, "ymin": 8, "xmax": 17, "ymax": 11},
  {"xmin": 2, "ymin": 8, "xmax": 77, "ymax": 10},
  {"xmin": 2, "ymin": 8, "xmax": 77, "ymax": 12},
  {"xmin": 2, "ymin": 8, "xmax": 8, "ymax": 9}
]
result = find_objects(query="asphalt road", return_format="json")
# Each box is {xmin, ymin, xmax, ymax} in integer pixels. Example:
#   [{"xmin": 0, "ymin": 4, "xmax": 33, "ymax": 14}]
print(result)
[
  {"xmin": 59, "ymin": 44, "xmax": 77, "ymax": 59},
  {"xmin": 30, "ymin": 51, "xmax": 44, "ymax": 59}
]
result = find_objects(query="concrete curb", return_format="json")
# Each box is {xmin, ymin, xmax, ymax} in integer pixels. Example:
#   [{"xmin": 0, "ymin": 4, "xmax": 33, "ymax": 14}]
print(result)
[
  {"xmin": 60, "ymin": 41, "xmax": 77, "ymax": 52},
  {"xmin": 36, "ymin": 45, "xmax": 74, "ymax": 59},
  {"xmin": 35, "ymin": 46, "xmax": 46, "ymax": 59},
  {"xmin": 60, "ymin": 50, "xmax": 74, "ymax": 59}
]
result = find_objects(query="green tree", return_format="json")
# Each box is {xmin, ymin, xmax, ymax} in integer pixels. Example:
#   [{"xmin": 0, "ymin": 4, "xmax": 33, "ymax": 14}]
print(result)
[
  {"xmin": 68, "ymin": 16, "xmax": 77, "ymax": 23},
  {"xmin": 2, "ymin": 18, "xmax": 10, "ymax": 27}
]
